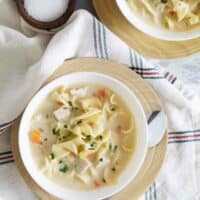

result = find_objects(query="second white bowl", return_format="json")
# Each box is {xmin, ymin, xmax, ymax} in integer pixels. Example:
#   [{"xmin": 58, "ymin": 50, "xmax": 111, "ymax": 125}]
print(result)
[
  {"xmin": 19, "ymin": 72, "xmax": 148, "ymax": 200},
  {"xmin": 116, "ymin": 0, "xmax": 200, "ymax": 41}
]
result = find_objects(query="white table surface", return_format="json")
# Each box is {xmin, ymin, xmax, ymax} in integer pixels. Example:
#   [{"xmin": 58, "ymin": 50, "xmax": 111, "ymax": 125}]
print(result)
[{"xmin": 1, "ymin": 1, "xmax": 200, "ymax": 200}]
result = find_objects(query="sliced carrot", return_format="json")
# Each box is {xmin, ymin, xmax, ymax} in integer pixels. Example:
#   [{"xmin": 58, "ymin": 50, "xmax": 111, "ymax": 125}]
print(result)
[
  {"xmin": 169, "ymin": 10, "xmax": 177, "ymax": 17},
  {"xmin": 94, "ymin": 180, "xmax": 101, "ymax": 187},
  {"xmin": 30, "ymin": 130, "xmax": 42, "ymax": 144},
  {"xmin": 56, "ymin": 101, "xmax": 64, "ymax": 106},
  {"xmin": 96, "ymin": 89, "xmax": 106, "ymax": 99}
]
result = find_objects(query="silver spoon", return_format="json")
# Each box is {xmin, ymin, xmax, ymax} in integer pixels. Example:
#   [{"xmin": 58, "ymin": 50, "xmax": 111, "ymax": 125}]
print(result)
[{"xmin": 147, "ymin": 111, "xmax": 167, "ymax": 148}]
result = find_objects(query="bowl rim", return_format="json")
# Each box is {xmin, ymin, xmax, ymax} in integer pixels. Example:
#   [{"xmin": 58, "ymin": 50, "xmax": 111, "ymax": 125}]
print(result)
[
  {"xmin": 15, "ymin": 0, "xmax": 76, "ymax": 30},
  {"xmin": 116, "ymin": 0, "xmax": 200, "ymax": 41},
  {"xmin": 19, "ymin": 71, "xmax": 148, "ymax": 200}
]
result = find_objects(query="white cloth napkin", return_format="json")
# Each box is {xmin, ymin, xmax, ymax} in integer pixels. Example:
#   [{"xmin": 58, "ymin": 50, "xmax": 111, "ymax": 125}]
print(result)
[{"xmin": 0, "ymin": 1, "xmax": 200, "ymax": 200}]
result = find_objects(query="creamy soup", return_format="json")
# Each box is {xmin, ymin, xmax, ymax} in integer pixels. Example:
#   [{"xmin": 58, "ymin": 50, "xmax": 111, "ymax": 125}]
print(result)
[
  {"xmin": 127, "ymin": 0, "xmax": 200, "ymax": 31},
  {"xmin": 29, "ymin": 85, "xmax": 136, "ymax": 190}
]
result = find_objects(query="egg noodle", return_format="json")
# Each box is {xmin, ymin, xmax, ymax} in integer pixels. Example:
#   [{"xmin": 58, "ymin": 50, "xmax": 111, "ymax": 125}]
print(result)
[
  {"xmin": 30, "ymin": 85, "xmax": 136, "ymax": 190},
  {"xmin": 127, "ymin": 0, "xmax": 200, "ymax": 30}
]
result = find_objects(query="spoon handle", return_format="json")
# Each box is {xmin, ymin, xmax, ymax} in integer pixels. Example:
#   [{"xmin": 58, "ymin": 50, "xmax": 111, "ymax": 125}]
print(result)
[{"xmin": 147, "ymin": 111, "xmax": 167, "ymax": 148}]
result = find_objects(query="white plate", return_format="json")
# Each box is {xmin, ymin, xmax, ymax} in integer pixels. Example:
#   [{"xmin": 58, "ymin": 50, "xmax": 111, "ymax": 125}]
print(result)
[
  {"xmin": 116, "ymin": 0, "xmax": 200, "ymax": 41},
  {"xmin": 19, "ymin": 72, "xmax": 148, "ymax": 200}
]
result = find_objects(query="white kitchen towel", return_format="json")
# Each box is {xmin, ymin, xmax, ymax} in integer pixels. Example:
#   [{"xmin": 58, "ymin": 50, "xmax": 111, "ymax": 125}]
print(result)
[{"xmin": 0, "ymin": 1, "xmax": 200, "ymax": 200}]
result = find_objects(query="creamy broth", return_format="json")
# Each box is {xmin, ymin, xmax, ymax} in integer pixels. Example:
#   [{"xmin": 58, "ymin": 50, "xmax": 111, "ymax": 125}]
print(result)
[
  {"xmin": 30, "ymin": 85, "xmax": 136, "ymax": 190},
  {"xmin": 127, "ymin": 0, "xmax": 200, "ymax": 31}
]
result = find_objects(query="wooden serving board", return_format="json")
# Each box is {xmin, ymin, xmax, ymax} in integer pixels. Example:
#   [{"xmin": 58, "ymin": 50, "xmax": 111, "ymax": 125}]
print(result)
[
  {"xmin": 11, "ymin": 58, "xmax": 167, "ymax": 200},
  {"xmin": 93, "ymin": 0, "xmax": 200, "ymax": 59}
]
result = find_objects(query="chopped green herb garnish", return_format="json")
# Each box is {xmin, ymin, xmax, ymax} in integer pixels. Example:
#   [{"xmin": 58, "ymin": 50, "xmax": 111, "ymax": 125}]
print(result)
[
  {"xmin": 57, "ymin": 132, "xmax": 60, "ymax": 136},
  {"xmin": 102, "ymin": 178, "xmax": 106, "ymax": 183},
  {"xmin": 68, "ymin": 101, "xmax": 73, "ymax": 107},
  {"xmin": 99, "ymin": 135, "xmax": 103, "ymax": 141},
  {"xmin": 86, "ymin": 135, "xmax": 91, "ymax": 141},
  {"xmin": 67, "ymin": 101, "xmax": 79, "ymax": 111},
  {"xmin": 59, "ymin": 164, "xmax": 69, "ymax": 173},
  {"xmin": 110, "ymin": 104, "xmax": 117, "ymax": 112},
  {"xmin": 77, "ymin": 120, "xmax": 82, "ymax": 124},
  {"xmin": 64, "ymin": 124, "xmax": 68, "ymax": 128},
  {"xmin": 52, "ymin": 128, "xmax": 56, "ymax": 134},
  {"xmin": 161, "ymin": 0, "xmax": 167, "ymax": 3},
  {"xmin": 111, "ymin": 167, "xmax": 116, "ymax": 172},
  {"xmin": 44, "ymin": 138, "xmax": 48, "ymax": 142},
  {"xmin": 113, "ymin": 145, "xmax": 118, "ymax": 153},
  {"xmin": 99, "ymin": 158, "xmax": 103, "ymax": 162},
  {"xmin": 82, "ymin": 135, "xmax": 91, "ymax": 143},
  {"xmin": 52, "ymin": 128, "xmax": 60, "ymax": 136},
  {"xmin": 109, "ymin": 143, "xmax": 112, "ymax": 151},
  {"xmin": 64, "ymin": 132, "xmax": 73, "ymax": 140},
  {"xmin": 83, "ymin": 135, "xmax": 92, "ymax": 142},
  {"xmin": 90, "ymin": 142, "xmax": 96, "ymax": 148},
  {"xmin": 50, "ymin": 153, "xmax": 55, "ymax": 160},
  {"xmin": 59, "ymin": 160, "xmax": 63, "ymax": 164},
  {"xmin": 46, "ymin": 114, "xmax": 49, "ymax": 118},
  {"xmin": 109, "ymin": 143, "xmax": 118, "ymax": 152},
  {"xmin": 63, "ymin": 107, "xmax": 68, "ymax": 109}
]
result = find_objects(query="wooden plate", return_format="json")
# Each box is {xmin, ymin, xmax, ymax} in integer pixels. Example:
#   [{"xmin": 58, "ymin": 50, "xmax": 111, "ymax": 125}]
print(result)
[
  {"xmin": 11, "ymin": 58, "xmax": 167, "ymax": 200},
  {"xmin": 93, "ymin": 0, "xmax": 200, "ymax": 59}
]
